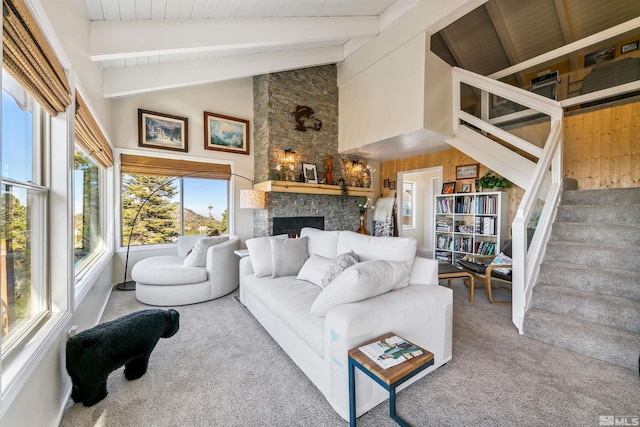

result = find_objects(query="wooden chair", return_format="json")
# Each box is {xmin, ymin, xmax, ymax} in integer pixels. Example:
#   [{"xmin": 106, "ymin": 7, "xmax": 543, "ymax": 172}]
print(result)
[
  {"xmin": 456, "ymin": 237, "xmax": 524, "ymax": 305},
  {"xmin": 437, "ymin": 262, "xmax": 480, "ymax": 303},
  {"xmin": 456, "ymin": 254, "xmax": 512, "ymax": 304}
]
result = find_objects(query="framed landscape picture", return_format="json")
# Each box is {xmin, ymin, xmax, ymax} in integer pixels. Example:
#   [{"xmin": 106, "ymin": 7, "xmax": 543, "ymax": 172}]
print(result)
[
  {"xmin": 138, "ymin": 109, "xmax": 188, "ymax": 152},
  {"xmin": 204, "ymin": 111, "xmax": 250, "ymax": 155}
]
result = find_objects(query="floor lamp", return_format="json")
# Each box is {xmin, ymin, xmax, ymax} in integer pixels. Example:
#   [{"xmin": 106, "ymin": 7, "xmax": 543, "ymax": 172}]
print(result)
[{"xmin": 116, "ymin": 172, "xmax": 266, "ymax": 291}]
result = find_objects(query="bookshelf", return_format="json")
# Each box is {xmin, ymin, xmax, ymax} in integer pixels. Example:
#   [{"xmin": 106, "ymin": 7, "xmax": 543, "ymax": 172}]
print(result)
[{"xmin": 434, "ymin": 191, "xmax": 509, "ymax": 264}]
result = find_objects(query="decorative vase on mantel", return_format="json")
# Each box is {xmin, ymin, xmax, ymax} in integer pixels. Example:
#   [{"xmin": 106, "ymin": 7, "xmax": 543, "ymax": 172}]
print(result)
[
  {"xmin": 357, "ymin": 212, "xmax": 368, "ymax": 235},
  {"xmin": 362, "ymin": 174, "xmax": 371, "ymax": 188}
]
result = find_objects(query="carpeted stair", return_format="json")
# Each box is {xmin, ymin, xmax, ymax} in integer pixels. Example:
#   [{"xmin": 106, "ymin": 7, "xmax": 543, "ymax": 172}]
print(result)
[{"xmin": 524, "ymin": 187, "xmax": 640, "ymax": 372}]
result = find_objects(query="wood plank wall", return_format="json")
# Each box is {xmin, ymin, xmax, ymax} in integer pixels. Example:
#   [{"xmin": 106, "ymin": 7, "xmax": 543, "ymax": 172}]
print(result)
[
  {"xmin": 379, "ymin": 100, "xmax": 640, "ymax": 226},
  {"xmin": 564, "ymin": 101, "xmax": 640, "ymax": 189}
]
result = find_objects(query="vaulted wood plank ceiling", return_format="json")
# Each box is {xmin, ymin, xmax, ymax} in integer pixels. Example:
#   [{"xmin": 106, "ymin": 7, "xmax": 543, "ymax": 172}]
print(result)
[
  {"xmin": 431, "ymin": 0, "xmax": 640, "ymax": 83},
  {"xmin": 84, "ymin": 0, "xmax": 640, "ymax": 97}
]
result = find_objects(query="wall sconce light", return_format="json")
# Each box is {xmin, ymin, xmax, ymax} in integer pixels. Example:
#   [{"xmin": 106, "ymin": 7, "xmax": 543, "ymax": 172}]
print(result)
[
  {"xmin": 343, "ymin": 158, "xmax": 363, "ymax": 174},
  {"xmin": 283, "ymin": 149, "xmax": 296, "ymax": 166}
]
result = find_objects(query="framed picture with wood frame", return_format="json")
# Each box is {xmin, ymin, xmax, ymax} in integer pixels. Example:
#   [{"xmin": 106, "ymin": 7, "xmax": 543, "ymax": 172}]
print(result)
[
  {"xmin": 389, "ymin": 180, "xmax": 396, "ymax": 190},
  {"xmin": 442, "ymin": 182, "xmax": 456, "ymax": 194},
  {"xmin": 383, "ymin": 179, "xmax": 390, "ymax": 188},
  {"xmin": 204, "ymin": 111, "xmax": 250, "ymax": 155},
  {"xmin": 456, "ymin": 163, "xmax": 479, "ymax": 180},
  {"xmin": 138, "ymin": 109, "xmax": 188, "ymax": 152},
  {"xmin": 459, "ymin": 181, "xmax": 473, "ymax": 193}
]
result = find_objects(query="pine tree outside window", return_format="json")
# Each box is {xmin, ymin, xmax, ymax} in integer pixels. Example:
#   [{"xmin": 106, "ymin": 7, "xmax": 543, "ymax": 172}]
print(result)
[
  {"xmin": 73, "ymin": 146, "xmax": 106, "ymax": 280},
  {"xmin": 1, "ymin": 71, "xmax": 48, "ymax": 355},
  {"xmin": 121, "ymin": 174, "xmax": 229, "ymax": 247}
]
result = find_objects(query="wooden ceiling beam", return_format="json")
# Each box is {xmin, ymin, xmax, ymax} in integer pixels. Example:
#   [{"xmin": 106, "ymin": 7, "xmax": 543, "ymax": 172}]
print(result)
[
  {"xmin": 439, "ymin": 27, "xmax": 472, "ymax": 71},
  {"xmin": 103, "ymin": 46, "xmax": 344, "ymax": 98},
  {"xmin": 553, "ymin": 0, "xmax": 579, "ymax": 71},
  {"xmin": 91, "ymin": 16, "xmax": 378, "ymax": 61},
  {"xmin": 484, "ymin": 1, "xmax": 526, "ymax": 87}
]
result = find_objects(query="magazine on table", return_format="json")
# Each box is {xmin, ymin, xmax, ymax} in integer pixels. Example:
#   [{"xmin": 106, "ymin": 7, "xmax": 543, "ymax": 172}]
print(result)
[{"xmin": 359, "ymin": 335, "xmax": 423, "ymax": 370}]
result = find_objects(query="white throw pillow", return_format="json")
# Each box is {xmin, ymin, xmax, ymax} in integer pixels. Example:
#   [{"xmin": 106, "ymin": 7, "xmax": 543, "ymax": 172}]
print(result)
[
  {"xmin": 489, "ymin": 252, "xmax": 512, "ymax": 275},
  {"xmin": 183, "ymin": 235, "xmax": 230, "ymax": 267},
  {"xmin": 300, "ymin": 227, "xmax": 340, "ymax": 259},
  {"xmin": 270, "ymin": 236, "xmax": 309, "ymax": 278},
  {"xmin": 322, "ymin": 250, "xmax": 360, "ymax": 288},
  {"xmin": 310, "ymin": 260, "xmax": 408, "ymax": 317},
  {"xmin": 245, "ymin": 234, "xmax": 289, "ymax": 277},
  {"xmin": 296, "ymin": 254, "xmax": 333, "ymax": 288},
  {"xmin": 336, "ymin": 231, "xmax": 417, "ymax": 276}
]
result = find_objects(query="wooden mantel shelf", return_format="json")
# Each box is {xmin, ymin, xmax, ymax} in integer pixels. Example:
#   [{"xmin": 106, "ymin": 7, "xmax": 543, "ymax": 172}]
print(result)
[{"xmin": 254, "ymin": 180, "xmax": 374, "ymax": 197}]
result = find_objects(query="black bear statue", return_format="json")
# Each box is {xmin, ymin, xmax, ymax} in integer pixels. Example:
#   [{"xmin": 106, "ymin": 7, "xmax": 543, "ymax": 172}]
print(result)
[{"xmin": 66, "ymin": 308, "xmax": 180, "ymax": 406}]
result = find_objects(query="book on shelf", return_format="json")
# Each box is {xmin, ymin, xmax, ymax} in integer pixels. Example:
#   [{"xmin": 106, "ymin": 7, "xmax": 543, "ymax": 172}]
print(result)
[
  {"xmin": 474, "ymin": 241, "xmax": 496, "ymax": 255},
  {"xmin": 437, "ymin": 198, "xmax": 453, "ymax": 214},
  {"xmin": 435, "ymin": 251, "xmax": 452, "ymax": 263},
  {"xmin": 483, "ymin": 217, "xmax": 495, "ymax": 235},
  {"xmin": 477, "ymin": 195, "xmax": 497, "ymax": 215},
  {"xmin": 437, "ymin": 236, "xmax": 453, "ymax": 250},
  {"xmin": 475, "ymin": 216, "xmax": 496, "ymax": 235},
  {"xmin": 436, "ymin": 219, "xmax": 452, "ymax": 231},
  {"xmin": 454, "ymin": 236, "xmax": 473, "ymax": 252},
  {"xmin": 358, "ymin": 335, "xmax": 423, "ymax": 370},
  {"xmin": 455, "ymin": 196, "xmax": 473, "ymax": 214}
]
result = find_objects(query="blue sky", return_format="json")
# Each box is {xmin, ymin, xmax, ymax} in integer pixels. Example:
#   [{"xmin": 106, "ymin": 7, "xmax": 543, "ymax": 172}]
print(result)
[
  {"xmin": 2, "ymin": 90, "xmax": 32, "ymax": 183},
  {"xmin": 183, "ymin": 178, "xmax": 228, "ymax": 219}
]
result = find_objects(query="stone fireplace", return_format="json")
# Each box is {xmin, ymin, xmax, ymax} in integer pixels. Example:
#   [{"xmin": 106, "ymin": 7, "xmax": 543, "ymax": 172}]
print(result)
[
  {"xmin": 252, "ymin": 65, "xmax": 367, "ymax": 237},
  {"xmin": 272, "ymin": 216, "xmax": 324, "ymax": 237}
]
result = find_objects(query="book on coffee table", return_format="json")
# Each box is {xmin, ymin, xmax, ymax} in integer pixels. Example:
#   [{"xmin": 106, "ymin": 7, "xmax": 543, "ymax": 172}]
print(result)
[{"xmin": 358, "ymin": 335, "xmax": 423, "ymax": 370}]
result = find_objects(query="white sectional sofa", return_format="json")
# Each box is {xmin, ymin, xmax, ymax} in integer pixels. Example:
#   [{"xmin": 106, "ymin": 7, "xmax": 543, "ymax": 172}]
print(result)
[{"xmin": 239, "ymin": 227, "xmax": 453, "ymax": 421}]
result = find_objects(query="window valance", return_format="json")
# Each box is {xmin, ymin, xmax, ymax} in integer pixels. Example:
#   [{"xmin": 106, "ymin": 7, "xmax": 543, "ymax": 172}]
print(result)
[
  {"xmin": 120, "ymin": 154, "xmax": 232, "ymax": 180},
  {"xmin": 75, "ymin": 92, "xmax": 113, "ymax": 168},
  {"xmin": 2, "ymin": 0, "xmax": 71, "ymax": 115}
]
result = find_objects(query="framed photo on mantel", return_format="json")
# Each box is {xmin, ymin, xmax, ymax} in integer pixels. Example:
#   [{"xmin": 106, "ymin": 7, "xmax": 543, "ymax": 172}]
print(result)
[{"xmin": 302, "ymin": 163, "xmax": 318, "ymax": 184}]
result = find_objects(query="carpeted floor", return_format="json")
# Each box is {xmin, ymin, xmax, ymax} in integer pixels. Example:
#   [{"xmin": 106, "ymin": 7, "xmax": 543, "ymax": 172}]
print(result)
[{"xmin": 60, "ymin": 281, "xmax": 640, "ymax": 426}]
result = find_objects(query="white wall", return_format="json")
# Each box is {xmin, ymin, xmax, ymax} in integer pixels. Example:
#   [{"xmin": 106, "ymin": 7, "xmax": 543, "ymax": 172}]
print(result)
[
  {"xmin": 36, "ymin": 0, "xmax": 112, "ymax": 136},
  {"xmin": 338, "ymin": 33, "xmax": 427, "ymax": 152},
  {"xmin": 0, "ymin": 263, "xmax": 112, "ymax": 427},
  {"xmin": 109, "ymin": 78, "xmax": 256, "ymax": 281},
  {"xmin": 424, "ymin": 50, "xmax": 454, "ymax": 137}
]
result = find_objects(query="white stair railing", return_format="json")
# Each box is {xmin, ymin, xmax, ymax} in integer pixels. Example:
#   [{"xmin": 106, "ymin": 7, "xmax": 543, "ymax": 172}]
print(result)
[{"xmin": 451, "ymin": 67, "xmax": 564, "ymax": 333}]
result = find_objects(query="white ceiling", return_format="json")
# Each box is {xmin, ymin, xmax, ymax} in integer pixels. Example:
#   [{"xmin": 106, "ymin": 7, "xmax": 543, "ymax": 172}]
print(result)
[{"xmin": 84, "ymin": 0, "xmax": 421, "ymax": 97}]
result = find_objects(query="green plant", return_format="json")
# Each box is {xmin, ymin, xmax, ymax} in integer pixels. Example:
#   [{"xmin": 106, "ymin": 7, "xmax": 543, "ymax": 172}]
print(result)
[
  {"xmin": 338, "ymin": 178, "xmax": 349, "ymax": 196},
  {"xmin": 478, "ymin": 171, "xmax": 510, "ymax": 189}
]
